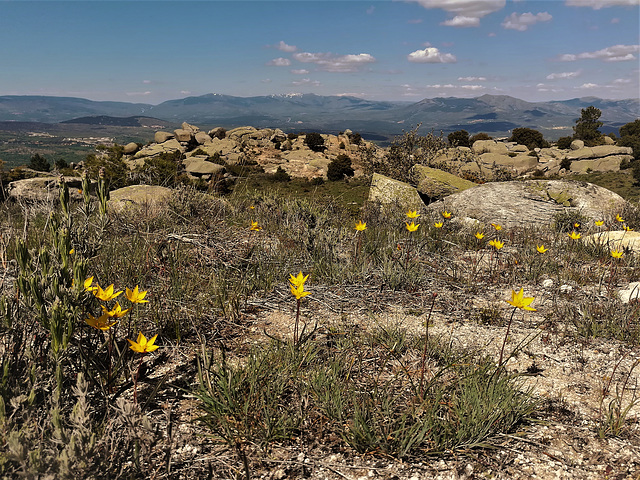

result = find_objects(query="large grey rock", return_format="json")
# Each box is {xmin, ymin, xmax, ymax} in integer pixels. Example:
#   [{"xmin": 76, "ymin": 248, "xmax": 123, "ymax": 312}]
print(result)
[
  {"xmin": 185, "ymin": 159, "xmax": 225, "ymax": 177},
  {"xmin": 367, "ymin": 173, "xmax": 424, "ymax": 210},
  {"xmin": 154, "ymin": 131, "xmax": 174, "ymax": 143},
  {"xmin": 478, "ymin": 152, "xmax": 539, "ymax": 173},
  {"xmin": 194, "ymin": 131, "xmax": 212, "ymax": 145},
  {"xmin": 570, "ymin": 139, "xmax": 584, "ymax": 150},
  {"xmin": 174, "ymin": 129, "xmax": 193, "ymax": 142},
  {"xmin": 583, "ymin": 231, "xmax": 640, "ymax": 254},
  {"xmin": 108, "ymin": 185, "xmax": 173, "ymax": 214},
  {"xmin": 134, "ymin": 139, "xmax": 184, "ymax": 158},
  {"xmin": 428, "ymin": 179, "xmax": 627, "ymax": 228},
  {"xmin": 123, "ymin": 142, "xmax": 140, "ymax": 154},
  {"xmin": 8, "ymin": 176, "xmax": 85, "ymax": 203},
  {"xmin": 412, "ymin": 165, "xmax": 476, "ymax": 201},
  {"xmin": 181, "ymin": 122, "xmax": 200, "ymax": 134},
  {"xmin": 566, "ymin": 145, "xmax": 633, "ymax": 160},
  {"xmin": 227, "ymin": 126, "xmax": 258, "ymax": 139},
  {"xmin": 472, "ymin": 140, "xmax": 509, "ymax": 155},
  {"xmin": 604, "ymin": 136, "xmax": 615, "ymax": 145},
  {"xmin": 569, "ymin": 156, "xmax": 626, "ymax": 174}
]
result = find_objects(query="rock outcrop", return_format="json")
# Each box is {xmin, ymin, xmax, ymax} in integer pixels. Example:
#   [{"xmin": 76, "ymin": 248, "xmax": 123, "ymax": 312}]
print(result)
[
  {"xmin": 123, "ymin": 124, "xmax": 372, "ymax": 181},
  {"xmin": 428, "ymin": 179, "xmax": 627, "ymax": 228}
]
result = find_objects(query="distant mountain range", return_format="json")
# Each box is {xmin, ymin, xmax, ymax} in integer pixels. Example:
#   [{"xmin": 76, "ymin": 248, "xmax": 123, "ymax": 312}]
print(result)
[{"xmin": 0, "ymin": 93, "xmax": 638, "ymax": 139}]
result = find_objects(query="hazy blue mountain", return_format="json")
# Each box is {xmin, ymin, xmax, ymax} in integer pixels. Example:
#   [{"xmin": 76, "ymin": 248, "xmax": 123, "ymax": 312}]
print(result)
[{"xmin": 0, "ymin": 93, "xmax": 637, "ymax": 139}]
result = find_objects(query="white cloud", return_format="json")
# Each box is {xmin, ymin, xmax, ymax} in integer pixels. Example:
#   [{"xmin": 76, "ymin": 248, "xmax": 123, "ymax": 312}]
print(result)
[
  {"xmin": 292, "ymin": 78, "xmax": 321, "ymax": 87},
  {"xmin": 546, "ymin": 70, "xmax": 581, "ymax": 79},
  {"xmin": 180, "ymin": 90, "xmax": 191, "ymax": 95},
  {"xmin": 291, "ymin": 69, "xmax": 309, "ymax": 75},
  {"xmin": 441, "ymin": 15, "xmax": 480, "ymax": 26},
  {"xmin": 406, "ymin": 0, "xmax": 506, "ymax": 26},
  {"xmin": 407, "ymin": 47, "xmax": 457, "ymax": 63},
  {"xmin": 292, "ymin": 52, "xmax": 376, "ymax": 72},
  {"xmin": 613, "ymin": 78, "xmax": 631, "ymax": 84},
  {"xmin": 267, "ymin": 57, "xmax": 291, "ymax": 67},
  {"xmin": 276, "ymin": 41, "xmax": 297, "ymax": 52},
  {"xmin": 578, "ymin": 82, "xmax": 600, "ymax": 89},
  {"xmin": 460, "ymin": 85, "xmax": 484, "ymax": 90},
  {"xmin": 559, "ymin": 44, "xmax": 639, "ymax": 62},
  {"xmin": 126, "ymin": 91, "xmax": 152, "ymax": 96},
  {"xmin": 142, "ymin": 80, "xmax": 152, "ymax": 84},
  {"xmin": 458, "ymin": 76, "xmax": 487, "ymax": 81},
  {"xmin": 565, "ymin": 0, "xmax": 640, "ymax": 9},
  {"xmin": 501, "ymin": 11, "xmax": 552, "ymax": 31}
]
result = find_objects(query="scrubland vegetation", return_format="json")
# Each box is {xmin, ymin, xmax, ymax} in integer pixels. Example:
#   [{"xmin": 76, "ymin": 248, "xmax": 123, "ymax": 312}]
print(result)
[{"xmin": 0, "ymin": 108, "xmax": 639, "ymax": 478}]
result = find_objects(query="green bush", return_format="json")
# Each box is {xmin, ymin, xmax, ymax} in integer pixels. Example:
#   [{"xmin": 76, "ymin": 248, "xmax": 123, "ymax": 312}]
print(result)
[
  {"xmin": 470, "ymin": 132, "xmax": 492, "ymax": 143},
  {"xmin": 270, "ymin": 166, "xmax": 291, "ymax": 182},
  {"xmin": 619, "ymin": 119, "xmax": 640, "ymax": 161},
  {"xmin": 327, "ymin": 154, "xmax": 355, "ymax": 181},
  {"xmin": 509, "ymin": 128, "xmax": 549, "ymax": 150},
  {"xmin": 29, "ymin": 153, "xmax": 51, "ymax": 172},
  {"xmin": 304, "ymin": 132, "xmax": 325, "ymax": 152},
  {"xmin": 556, "ymin": 136, "xmax": 573, "ymax": 150},
  {"xmin": 448, "ymin": 130, "xmax": 471, "ymax": 147}
]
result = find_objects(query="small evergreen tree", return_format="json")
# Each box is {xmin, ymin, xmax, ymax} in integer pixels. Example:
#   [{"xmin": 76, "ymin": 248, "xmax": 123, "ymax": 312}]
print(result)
[
  {"xmin": 509, "ymin": 128, "xmax": 549, "ymax": 150},
  {"xmin": 470, "ymin": 132, "xmax": 492, "ymax": 144},
  {"xmin": 304, "ymin": 132, "xmax": 325, "ymax": 152},
  {"xmin": 29, "ymin": 154, "xmax": 51, "ymax": 172},
  {"xmin": 574, "ymin": 106, "xmax": 603, "ymax": 146},
  {"xmin": 619, "ymin": 119, "xmax": 640, "ymax": 161},
  {"xmin": 447, "ymin": 130, "xmax": 470, "ymax": 147},
  {"xmin": 327, "ymin": 154, "xmax": 355, "ymax": 181}
]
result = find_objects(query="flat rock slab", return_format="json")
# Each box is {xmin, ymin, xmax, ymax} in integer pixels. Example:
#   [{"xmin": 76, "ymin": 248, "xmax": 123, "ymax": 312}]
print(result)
[
  {"xmin": 583, "ymin": 230, "xmax": 640, "ymax": 254},
  {"xmin": 429, "ymin": 179, "xmax": 627, "ymax": 228},
  {"xmin": 108, "ymin": 185, "xmax": 173, "ymax": 214}
]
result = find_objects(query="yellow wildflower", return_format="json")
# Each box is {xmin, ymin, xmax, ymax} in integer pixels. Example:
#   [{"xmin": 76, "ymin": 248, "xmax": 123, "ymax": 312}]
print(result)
[
  {"xmin": 624, "ymin": 225, "xmax": 633, "ymax": 232},
  {"xmin": 616, "ymin": 214, "xmax": 625, "ymax": 223},
  {"xmin": 355, "ymin": 220, "xmax": 367, "ymax": 231},
  {"xmin": 101, "ymin": 302, "xmax": 131, "ymax": 318},
  {"xmin": 595, "ymin": 220, "xmax": 604, "ymax": 227},
  {"xmin": 568, "ymin": 231, "xmax": 581, "ymax": 240},
  {"xmin": 128, "ymin": 332, "xmax": 159, "ymax": 353},
  {"xmin": 491, "ymin": 223, "xmax": 502, "ymax": 231},
  {"xmin": 434, "ymin": 222, "xmax": 443, "ymax": 228},
  {"xmin": 406, "ymin": 210, "xmax": 420, "ymax": 219},
  {"xmin": 290, "ymin": 283, "xmax": 311, "ymax": 300},
  {"xmin": 611, "ymin": 250, "xmax": 623, "ymax": 259},
  {"xmin": 489, "ymin": 239, "xmax": 504, "ymax": 250},
  {"xmin": 536, "ymin": 245, "xmax": 548, "ymax": 254},
  {"xmin": 442, "ymin": 211, "xmax": 452, "ymax": 219},
  {"xmin": 93, "ymin": 284, "xmax": 123, "ymax": 302},
  {"xmin": 506, "ymin": 288, "xmax": 536, "ymax": 311},
  {"xmin": 405, "ymin": 221, "xmax": 420, "ymax": 232},
  {"xmin": 574, "ymin": 222, "xmax": 581, "ymax": 229},
  {"xmin": 126, "ymin": 286, "xmax": 149, "ymax": 304},
  {"xmin": 86, "ymin": 313, "xmax": 117, "ymax": 331},
  {"xmin": 84, "ymin": 276, "xmax": 98, "ymax": 293},
  {"xmin": 289, "ymin": 271, "xmax": 309, "ymax": 288},
  {"xmin": 250, "ymin": 221, "xmax": 261, "ymax": 232}
]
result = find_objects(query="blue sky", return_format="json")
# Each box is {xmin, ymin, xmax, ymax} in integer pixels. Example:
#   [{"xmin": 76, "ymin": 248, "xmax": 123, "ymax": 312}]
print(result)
[{"xmin": 1, "ymin": 0, "xmax": 638, "ymax": 103}]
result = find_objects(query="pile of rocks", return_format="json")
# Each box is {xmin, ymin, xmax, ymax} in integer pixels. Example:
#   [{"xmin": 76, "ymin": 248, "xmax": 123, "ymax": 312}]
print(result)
[{"xmin": 121, "ymin": 122, "xmax": 368, "ymax": 181}]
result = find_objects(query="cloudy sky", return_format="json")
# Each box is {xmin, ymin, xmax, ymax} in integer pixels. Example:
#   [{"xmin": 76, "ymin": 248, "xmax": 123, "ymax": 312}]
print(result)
[{"xmin": 1, "ymin": 0, "xmax": 638, "ymax": 103}]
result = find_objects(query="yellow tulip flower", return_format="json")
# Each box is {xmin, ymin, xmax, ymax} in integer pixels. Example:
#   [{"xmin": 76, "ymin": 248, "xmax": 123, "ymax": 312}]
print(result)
[
  {"xmin": 250, "ymin": 221, "xmax": 261, "ymax": 232},
  {"xmin": 290, "ymin": 283, "xmax": 311, "ymax": 300},
  {"xmin": 289, "ymin": 271, "xmax": 309, "ymax": 288},
  {"xmin": 536, "ymin": 245, "xmax": 548, "ymax": 254},
  {"xmin": 595, "ymin": 220, "xmax": 604, "ymax": 227},
  {"xmin": 101, "ymin": 302, "xmax": 131, "ymax": 318},
  {"xmin": 491, "ymin": 223, "xmax": 502, "ymax": 231},
  {"xmin": 506, "ymin": 288, "xmax": 536, "ymax": 311},
  {"xmin": 406, "ymin": 210, "xmax": 420, "ymax": 219},
  {"xmin": 84, "ymin": 276, "xmax": 99, "ymax": 293},
  {"xmin": 442, "ymin": 211, "xmax": 452, "ymax": 219},
  {"xmin": 489, "ymin": 239, "xmax": 504, "ymax": 250},
  {"xmin": 611, "ymin": 250, "xmax": 623, "ymax": 259},
  {"xmin": 128, "ymin": 332, "xmax": 160, "ymax": 353},
  {"xmin": 355, "ymin": 220, "xmax": 367, "ymax": 231},
  {"xmin": 434, "ymin": 222, "xmax": 443, "ymax": 228},
  {"xmin": 405, "ymin": 221, "xmax": 420, "ymax": 232},
  {"xmin": 475, "ymin": 232, "xmax": 485, "ymax": 240},
  {"xmin": 126, "ymin": 286, "xmax": 149, "ymax": 304},
  {"xmin": 616, "ymin": 214, "xmax": 625, "ymax": 223},
  {"xmin": 86, "ymin": 313, "xmax": 117, "ymax": 331},
  {"xmin": 568, "ymin": 231, "xmax": 581, "ymax": 240},
  {"xmin": 93, "ymin": 284, "xmax": 123, "ymax": 302}
]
